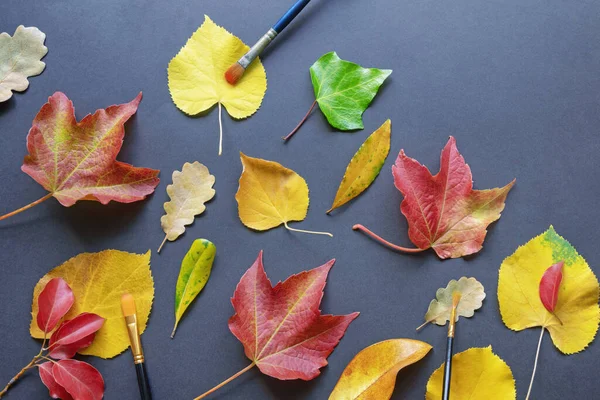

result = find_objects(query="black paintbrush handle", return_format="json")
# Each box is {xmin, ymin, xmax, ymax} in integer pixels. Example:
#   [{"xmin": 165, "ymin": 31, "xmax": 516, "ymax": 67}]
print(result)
[
  {"xmin": 135, "ymin": 363, "xmax": 152, "ymax": 400},
  {"xmin": 442, "ymin": 336, "xmax": 454, "ymax": 400}
]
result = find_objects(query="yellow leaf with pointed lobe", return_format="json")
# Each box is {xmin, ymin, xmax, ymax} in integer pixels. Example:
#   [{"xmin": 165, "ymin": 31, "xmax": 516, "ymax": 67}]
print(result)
[
  {"xmin": 168, "ymin": 15, "xmax": 267, "ymax": 154},
  {"xmin": 235, "ymin": 153, "xmax": 332, "ymax": 237},
  {"xmin": 30, "ymin": 250, "xmax": 154, "ymax": 359},
  {"xmin": 328, "ymin": 120, "xmax": 391, "ymax": 214},
  {"xmin": 498, "ymin": 226, "xmax": 599, "ymax": 354},
  {"xmin": 159, "ymin": 162, "xmax": 215, "ymax": 253},
  {"xmin": 329, "ymin": 339, "xmax": 431, "ymax": 400},
  {"xmin": 426, "ymin": 346, "xmax": 516, "ymax": 400}
]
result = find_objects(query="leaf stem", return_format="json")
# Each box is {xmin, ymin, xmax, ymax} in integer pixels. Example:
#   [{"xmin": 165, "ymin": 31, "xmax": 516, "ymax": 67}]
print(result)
[
  {"xmin": 525, "ymin": 327, "xmax": 545, "ymax": 400},
  {"xmin": 193, "ymin": 363, "xmax": 255, "ymax": 400},
  {"xmin": 157, "ymin": 235, "xmax": 168, "ymax": 254},
  {"xmin": 284, "ymin": 222, "xmax": 333, "ymax": 237},
  {"xmin": 283, "ymin": 100, "xmax": 317, "ymax": 141},
  {"xmin": 416, "ymin": 320, "xmax": 432, "ymax": 331},
  {"xmin": 218, "ymin": 102, "xmax": 223, "ymax": 156},
  {"xmin": 352, "ymin": 224, "xmax": 426, "ymax": 253},
  {"xmin": 0, "ymin": 193, "xmax": 53, "ymax": 222},
  {"xmin": 0, "ymin": 355, "xmax": 40, "ymax": 397}
]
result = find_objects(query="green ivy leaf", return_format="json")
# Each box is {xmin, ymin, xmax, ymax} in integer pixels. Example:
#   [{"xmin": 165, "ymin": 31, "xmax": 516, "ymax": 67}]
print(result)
[
  {"xmin": 284, "ymin": 52, "xmax": 391, "ymax": 141},
  {"xmin": 172, "ymin": 239, "xmax": 216, "ymax": 338}
]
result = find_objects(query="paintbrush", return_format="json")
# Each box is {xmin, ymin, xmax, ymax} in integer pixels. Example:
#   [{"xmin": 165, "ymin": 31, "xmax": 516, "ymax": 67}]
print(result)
[
  {"xmin": 224, "ymin": 0, "xmax": 312, "ymax": 85},
  {"xmin": 121, "ymin": 293, "xmax": 152, "ymax": 400},
  {"xmin": 442, "ymin": 292, "xmax": 461, "ymax": 400}
]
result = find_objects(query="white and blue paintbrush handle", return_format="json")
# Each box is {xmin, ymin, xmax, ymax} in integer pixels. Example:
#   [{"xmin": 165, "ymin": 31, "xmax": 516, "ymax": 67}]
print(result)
[{"xmin": 238, "ymin": 0, "xmax": 312, "ymax": 69}]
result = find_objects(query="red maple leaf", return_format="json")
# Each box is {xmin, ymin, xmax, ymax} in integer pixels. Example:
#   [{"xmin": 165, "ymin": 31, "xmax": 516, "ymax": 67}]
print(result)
[
  {"xmin": 354, "ymin": 136, "xmax": 515, "ymax": 259},
  {"xmin": 0, "ymin": 92, "xmax": 159, "ymax": 221},
  {"xmin": 194, "ymin": 252, "xmax": 358, "ymax": 399}
]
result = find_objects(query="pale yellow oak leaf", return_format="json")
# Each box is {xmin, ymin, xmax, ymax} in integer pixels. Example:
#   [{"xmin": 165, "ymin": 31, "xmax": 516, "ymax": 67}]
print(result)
[
  {"xmin": 30, "ymin": 250, "xmax": 154, "ymax": 359},
  {"xmin": 158, "ymin": 162, "xmax": 215, "ymax": 253},
  {"xmin": 167, "ymin": 15, "xmax": 267, "ymax": 155},
  {"xmin": 426, "ymin": 346, "xmax": 516, "ymax": 400},
  {"xmin": 235, "ymin": 153, "xmax": 332, "ymax": 237},
  {"xmin": 0, "ymin": 25, "xmax": 47, "ymax": 102},
  {"xmin": 498, "ymin": 226, "xmax": 600, "ymax": 354},
  {"xmin": 417, "ymin": 277, "xmax": 485, "ymax": 330}
]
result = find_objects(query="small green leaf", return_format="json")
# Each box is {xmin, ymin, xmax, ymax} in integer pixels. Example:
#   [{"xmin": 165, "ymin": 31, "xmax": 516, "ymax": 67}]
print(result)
[
  {"xmin": 172, "ymin": 239, "xmax": 216, "ymax": 338},
  {"xmin": 312, "ymin": 52, "xmax": 391, "ymax": 130},
  {"xmin": 327, "ymin": 119, "xmax": 391, "ymax": 213},
  {"xmin": 284, "ymin": 52, "xmax": 392, "ymax": 141}
]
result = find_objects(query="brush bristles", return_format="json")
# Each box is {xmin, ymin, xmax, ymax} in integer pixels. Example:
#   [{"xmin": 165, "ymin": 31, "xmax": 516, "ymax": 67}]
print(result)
[
  {"xmin": 121, "ymin": 293, "xmax": 136, "ymax": 317},
  {"xmin": 225, "ymin": 63, "xmax": 245, "ymax": 85}
]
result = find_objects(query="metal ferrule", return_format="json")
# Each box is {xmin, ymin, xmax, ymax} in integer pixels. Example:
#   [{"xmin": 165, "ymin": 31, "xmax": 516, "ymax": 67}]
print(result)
[
  {"xmin": 125, "ymin": 314, "xmax": 145, "ymax": 364},
  {"xmin": 238, "ymin": 28, "xmax": 278, "ymax": 69}
]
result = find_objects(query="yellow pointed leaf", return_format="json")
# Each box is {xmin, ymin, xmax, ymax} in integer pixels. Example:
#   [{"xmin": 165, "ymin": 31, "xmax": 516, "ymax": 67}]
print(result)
[
  {"xmin": 327, "ymin": 119, "xmax": 391, "ymax": 214},
  {"xmin": 329, "ymin": 339, "xmax": 431, "ymax": 400},
  {"xmin": 498, "ymin": 226, "xmax": 600, "ymax": 354},
  {"xmin": 235, "ymin": 153, "xmax": 332, "ymax": 237},
  {"xmin": 30, "ymin": 250, "xmax": 154, "ymax": 359},
  {"xmin": 159, "ymin": 162, "xmax": 216, "ymax": 253},
  {"xmin": 426, "ymin": 346, "xmax": 516, "ymax": 400},
  {"xmin": 417, "ymin": 277, "xmax": 485, "ymax": 330},
  {"xmin": 167, "ymin": 15, "xmax": 267, "ymax": 154}
]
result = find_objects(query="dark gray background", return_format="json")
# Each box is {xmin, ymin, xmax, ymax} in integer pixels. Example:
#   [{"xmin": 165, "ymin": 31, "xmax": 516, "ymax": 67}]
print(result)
[{"xmin": 1, "ymin": 0, "xmax": 599, "ymax": 398}]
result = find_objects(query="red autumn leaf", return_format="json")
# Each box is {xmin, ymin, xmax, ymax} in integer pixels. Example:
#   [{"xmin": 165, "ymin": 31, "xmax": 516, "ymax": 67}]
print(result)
[
  {"xmin": 539, "ymin": 261, "xmax": 564, "ymax": 313},
  {"xmin": 37, "ymin": 278, "xmax": 75, "ymax": 334},
  {"xmin": 49, "ymin": 334, "xmax": 96, "ymax": 360},
  {"xmin": 52, "ymin": 360, "xmax": 104, "ymax": 400},
  {"xmin": 229, "ymin": 251, "xmax": 359, "ymax": 380},
  {"xmin": 39, "ymin": 362, "xmax": 73, "ymax": 400},
  {"xmin": 354, "ymin": 136, "xmax": 515, "ymax": 259},
  {"xmin": 0, "ymin": 92, "xmax": 160, "ymax": 222},
  {"xmin": 48, "ymin": 313, "xmax": 104, "ymax": 359}
]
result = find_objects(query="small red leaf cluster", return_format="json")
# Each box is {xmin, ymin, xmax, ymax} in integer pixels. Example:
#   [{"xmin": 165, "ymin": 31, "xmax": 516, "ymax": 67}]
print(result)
[{"xmin": 6, "ymin": 278, "xmax": 105, "ymax": 399}]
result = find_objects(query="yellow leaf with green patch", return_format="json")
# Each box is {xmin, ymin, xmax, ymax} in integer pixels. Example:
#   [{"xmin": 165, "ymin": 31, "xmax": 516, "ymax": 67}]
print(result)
[
  {"xmin": 168, "ymin": 15, "xmax": 267, "ymax": 155},
  {"xmin": 426, "ymin": 346, "xmax": 516, "ymax": 400},
  {"xmin": 327, "ymin": 120, "xmax": 391, "ymax": 214},
  {"xmin": 498, "ymin": 226, "xmax": 599, "ymax": 354},
  {"xmin": 172, "ymin": 239, "xmax": 216, "ymax": 338},
  {"xmin": 30, "ymin": 250, "xmax": 154, "ymax": 359}
]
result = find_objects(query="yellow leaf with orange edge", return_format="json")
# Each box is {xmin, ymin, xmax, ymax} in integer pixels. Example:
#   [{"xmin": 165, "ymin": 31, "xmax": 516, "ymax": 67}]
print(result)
[
  {"xmin": 426, "ymin": 346, "xmax": 516, "ymax": 400},
  {"xmin": 30, "ymin": 250, "xmax": 154, "ymax": 359},
  {"xmin": 329, "ymin": 339, "xmax": 431, "ymax": 400},
  {"xmin": 168, "ymin": 15, "xmax": 267, "ymax": 155},
  {"xmin": 498, "ymin": 226, "xmax": 600, "ymax": 354}
]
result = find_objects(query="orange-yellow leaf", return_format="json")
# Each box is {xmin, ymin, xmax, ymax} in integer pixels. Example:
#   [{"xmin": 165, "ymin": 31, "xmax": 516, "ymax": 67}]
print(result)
[{"xmin": 329, "ymin": 339, "xmax": 431, "ymax": 400}]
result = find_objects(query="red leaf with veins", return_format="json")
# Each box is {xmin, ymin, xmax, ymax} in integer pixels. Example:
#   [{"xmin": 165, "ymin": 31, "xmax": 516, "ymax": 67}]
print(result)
[
  {"xmin": 37, "ymin": 278, "xmax": 74, "ymax": 334},
  {"xmin": 49, "ymin": 334, "xmax": 96, "ymax": 360},
  {"xmin": 354, "ymin": 136, "xmax": 515, "ymax": 259},
  {"xmin": 21, "ymin": 92, "xmax": 159, "ymax": 207},
  {"xmin": 540, "ymin": 261, "xmax": 564, "ymax": 313},
  {"xmin": 39, "ymin": 362, "xmax": 73, "ymax": 400},
  {"xmin": 48, "ymin": 313, "xmax": 104, "ymax": 359},
  {"xmin": 228, "ymin": 251, "xmax": 359, "ymax": 380},
  {"xmin": 52, "ymin": 360, "xmax": 104, "ymax": 400}
]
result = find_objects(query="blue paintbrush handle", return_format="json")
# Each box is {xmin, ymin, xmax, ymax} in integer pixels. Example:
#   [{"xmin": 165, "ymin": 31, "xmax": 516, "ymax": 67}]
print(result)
[{"xmin": 273, "ymin": 0, "xmax": 311, "ymax": 33}]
